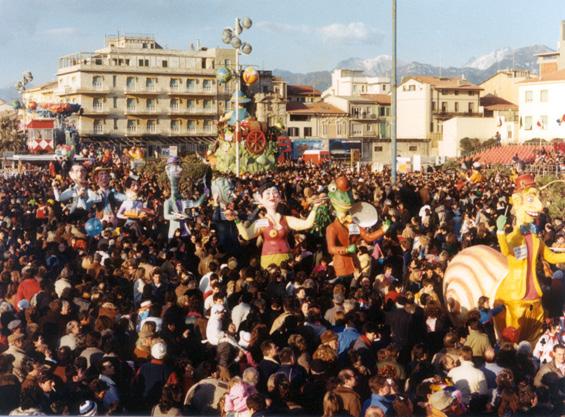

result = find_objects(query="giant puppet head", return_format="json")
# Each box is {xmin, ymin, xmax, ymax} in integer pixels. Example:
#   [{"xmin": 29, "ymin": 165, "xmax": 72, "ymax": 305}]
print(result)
[
  {"xmin": 328, "ymin": 176, "xmax": 354, "ymax": 221},
  {"xmin": 511, "ymin": 174, "xmax": 543, "ymax": 227},
  {"xmin": 254, "ymin": 182, "xmax": 281, "ymax": 213},
  {"xmin": 165, "ymin": 156, "xmax": 182, "ymax": 198},
  {"xmin": 94, "ymin": 167, "xmax": 110, "ymax": 189},
  {"xmin": 69, "ymin": 163, "xmax": 88, "ymax": 188}
]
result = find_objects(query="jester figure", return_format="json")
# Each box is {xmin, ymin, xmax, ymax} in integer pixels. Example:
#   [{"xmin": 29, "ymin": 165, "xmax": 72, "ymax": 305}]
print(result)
[
  {"xmin": 163, "ymin": 156, "xmax": 207, "ymax": 239},
  {"xmin": 493, "ymin": 174, "xmax": 565, "ymax": 344},
  {"xmin": 325, "ymin": 176, "xmax": 388, "ymax": 286},
  {"xmin": 117, "ymin": 178, "xmax": 154, "ymax": 237},
  {"xmin": 211, "ymin": 177, "xmax": 244, "ymax": 258},
  {"xmin": 233, "ymin": 182, "xmax": 320, "ymax": 269}
]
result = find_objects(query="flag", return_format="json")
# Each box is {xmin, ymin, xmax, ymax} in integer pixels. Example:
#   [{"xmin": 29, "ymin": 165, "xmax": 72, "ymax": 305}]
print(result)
[
  {"xmin": 562, "ymin": 114, "xmax": 565, "ymax": 122},
  {"xmin": 537, "ymin": 120, "xmax": 544, "ymax": 129}
]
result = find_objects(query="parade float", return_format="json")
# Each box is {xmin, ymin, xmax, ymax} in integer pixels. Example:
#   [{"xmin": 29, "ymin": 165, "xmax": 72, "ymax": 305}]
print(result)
[{"xmin": 207, "ymin": 65, "xmax": 287, "ymax": 175}]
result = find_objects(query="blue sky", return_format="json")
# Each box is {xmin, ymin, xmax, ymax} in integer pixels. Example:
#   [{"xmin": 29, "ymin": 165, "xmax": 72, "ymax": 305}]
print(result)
[{"xmin": 0, "ymin": 0, "xmax": 562, "ymax": 90}]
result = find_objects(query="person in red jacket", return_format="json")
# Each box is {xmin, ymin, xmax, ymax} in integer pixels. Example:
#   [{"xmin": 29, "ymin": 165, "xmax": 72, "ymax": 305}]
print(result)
[{"xmin": 15, "ymin": 267, "xmax": 40, "ymax": 311}]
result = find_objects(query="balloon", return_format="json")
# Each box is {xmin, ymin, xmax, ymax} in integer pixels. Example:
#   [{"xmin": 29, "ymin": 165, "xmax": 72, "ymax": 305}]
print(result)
[
  {"xmin": 27, "ymin": 101, "xmax": 37, "ymax": 110},
  {"xmin": 85, "ymin": 218, "xmax": 103, "ymax": 237},
  {"xmin": 216, "ymin": 67, "xmax": 232, "ymax": 84},
  {"xmin": 242, "ymin": 67, "xmax": 259, "ymax": 86}
]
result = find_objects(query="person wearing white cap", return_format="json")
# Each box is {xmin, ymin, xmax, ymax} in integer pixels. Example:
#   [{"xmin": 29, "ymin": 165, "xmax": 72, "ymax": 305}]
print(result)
[
  {"xmin": 206, "ymin": 303, "xmax": 226, "ymax": 346},
  {"xmin": 132, "ymin": 339, "xmax": 178, "ymax": 410},
  {"xmin": 79, "ymin": 400, "xmax": 98, "ymax": 416}
]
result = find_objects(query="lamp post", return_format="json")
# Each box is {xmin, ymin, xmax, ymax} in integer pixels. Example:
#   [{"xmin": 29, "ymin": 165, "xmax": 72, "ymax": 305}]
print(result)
[
  {"xmin": 391, "ymin": 0, "xmax": 397, "ymax": 183},
  {"xmin": 222, "ymin": 17, "xmax": 253, "ymax": 178}
]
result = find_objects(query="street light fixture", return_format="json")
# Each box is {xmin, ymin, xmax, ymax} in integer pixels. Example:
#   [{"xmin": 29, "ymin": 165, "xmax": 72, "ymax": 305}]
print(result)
[{"xmin": 221, "ymin": 17, "xmax": 253, "ymax": 177}]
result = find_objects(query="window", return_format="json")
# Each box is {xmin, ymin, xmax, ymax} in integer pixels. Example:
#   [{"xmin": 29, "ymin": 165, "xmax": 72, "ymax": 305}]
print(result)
[
  {"xmin": 113, "ymin": 119, "xmax": 118, "ymax": 130},
  {"xmin": 138, "ymin": 59, "xmax": 149, "ymax": 67},
  {"xmin": 432, "ymin": 101, "xmax": 436, "ymax": 111},
  {"xmin": 203, "ymin": 80, "xmax": 212, "ymax": 91},
  {"xmin": 93, "ymin": 98, "xmax": 103, "ymax": 111},
  {"xmin": 146, "ymin": 78, "xmax": 156, "ymax": 91},
  {"xmin": 540, "ymin": 90, "xmax": 548, "ymax": 102},
  {"xmin": 374, "ymin": 146, "xmax": 383, "ymax": 152},
  {"xmin": 188, "ymin": 120, "xmax": 196, "ymax": 132},
  {"xmin": 162, "ymin": 60, "xmax": 168, "ymax": 68},
  {"xmin": 525, "ymin": 90, "xmax": 533, "ymax": 103},
  {"xmin": 287, "ymin": 127, "xmax": 299, "ymax": 136},
  {"xmin": 322, "ymin": 125, "xmax": 328, "ymax": 135},
  {"xmin": 126, "ymin": 77, "xmax": 135, "ymax": 90},
  {"xmin": 203, "ymin": 120, "xmax": 212, "ymax": 133},
  {"xmin": 290, "ymin": 115, "xmax": 308, "ymax": 122},
  {"xmin": 540, "ymin": 115, "xmax": 548, "ymax": 128},
  {"xmin": 170, "ymin": 98, "xmax": 179, "ymax": 110},
  {"xmin": 146, "ymin": 98, "xmax": 156, "ymax": 111},
  {"xmin": 337, "ymin": 123, "xmax": 344, "ymax": 136},
  {"xmin": 126, "ymin": 98, "xmax": 136, "ymax": 111},
  {"xmin": 224, "ymin": 59, "xmax": 231, "ymax": 67},
  {"xmin": 304, "ymin": 127, "xmax": 312, "ymax": 137},
  {"xmin": 113, "ymin": 97, "xmax": 118, "ymax": 108},
  {"xmin": 524, "ymin": 116, "xmax": 532, "ymax": 130},
  {"xmin": 187, "ymin": 79, "xmax": 196, "ymax": 91},
  {"xmin": 187, "ymin": 99, "xmax": 196, "ymax": 110},
  {"xmin": 352, "ymin": 124, "xmax": 363, "ymax": 135},
  {"xmin": 95, "ymin": 58, "xmax": 103, "ymax": 65},
  {"xmin": 171, "ymin": 119, "xmax": 180, "ymax": 132},
  {"xmin": 468, "ymin": 103, "xmax": 474, "ymax": 113},
  {"xmin": 201, "ymin": 58, "xmax": 206, "ymax": 69},
  {"xmin": 441, "ymin": 102, "xmax": 447, "ymax": 112},
  {"xmin": 468, "ymin": 91, "xmax": 475, "ymax": 96},
  {"xmin": 203, "ymin": 99, "xmax": 212, "ymax": 110},
  {"xmin": 170, "ymin": 79, "xmax": 179, "ymax": 90},
  {"xmin": 147, "ymin": 119, "xmax": 157, "ymax": 133},
  {"xmin": 454, "ymin": 102, "xmax": 459, "ymax": 112},
  {"xmin": 409, "ymin": 145, "xmax": 418, "ymax": 152},
  {"xmin": 92, "ymin": 76, "xmax": 103, "ymax": 89},
  {"xmin": 93, "ymin": 119, "xmax": 103, "ymax": 134},
  {"xmin": 112, "ymin": 75, "xmax": 117, "ymax": 87},
  {"xmin": 127, "ymin": 120, "xmax": 137, "ymax": 132}
]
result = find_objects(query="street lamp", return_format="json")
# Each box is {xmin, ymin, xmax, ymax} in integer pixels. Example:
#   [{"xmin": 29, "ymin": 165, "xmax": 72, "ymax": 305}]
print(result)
[
  {"xmin": 221, "ymin": 17, "xmax": 253, "ymax": 178},
  {"xmin": 391, "ymin": 0, "xmax": 397, "ymax": 183}
]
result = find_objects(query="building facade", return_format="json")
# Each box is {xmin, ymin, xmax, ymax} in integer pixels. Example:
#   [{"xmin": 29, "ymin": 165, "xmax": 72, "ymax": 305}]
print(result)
[
  {"xmin": 536, "ymin": 20, "xmax": 565, "ymax": 77},
  {"xmin": 322, "ymin": 69, "xmax": 390, "ymax": 98},
  {"xmin": 397, "ymin": 76, "xmax": 482, "ymax": 155},
  {"xmin": 518, "ymin": 70, "xmax": 565, "ymax": 141},
  {"xmin": 480, "ymin": 69, "xmax": 532, "ymax": 105},
  {"xmin": 25, "ymin": 35, "xmax": 236, "ymax": 151}
]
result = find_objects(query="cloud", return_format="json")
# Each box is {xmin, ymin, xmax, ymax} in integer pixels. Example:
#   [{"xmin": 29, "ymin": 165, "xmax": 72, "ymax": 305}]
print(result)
[
  {"xmin": 41, "ymin": 27, "xmax": 80, "ymax": 36},
  {"xmin": 256, "ymin": 21, "xmax": 382, "ymax": 45},
  {"xmin": 318, "ymin": 22, "xmax": 383, "ymax": 45}
]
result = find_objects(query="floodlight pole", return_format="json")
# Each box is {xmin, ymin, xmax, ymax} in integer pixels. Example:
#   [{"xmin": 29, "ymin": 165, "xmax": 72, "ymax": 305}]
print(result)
[{"xmin": 391, "ymin": 0, "xmax": 398, "ymax": 183}]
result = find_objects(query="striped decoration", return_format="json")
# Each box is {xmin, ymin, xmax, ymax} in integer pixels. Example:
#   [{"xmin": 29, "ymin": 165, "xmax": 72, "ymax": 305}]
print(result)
[{"xmin": 443, "ymin": 245, "xmax": 508, "ymax": 326}]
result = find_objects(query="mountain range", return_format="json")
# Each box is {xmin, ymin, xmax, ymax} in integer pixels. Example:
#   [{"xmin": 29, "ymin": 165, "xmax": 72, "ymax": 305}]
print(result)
[{"xmin": 273, "ymin": 44, "xmax": 552, "ymax": 92}]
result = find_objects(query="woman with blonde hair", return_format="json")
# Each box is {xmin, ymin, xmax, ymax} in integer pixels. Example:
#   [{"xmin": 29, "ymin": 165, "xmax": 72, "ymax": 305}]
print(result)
[
  {"xmin": 323, "ymin": 390, "xmax": 348, "ymax": 417},
  {"xmin": 134, "ymin": 321, "xmax": 156, "ymax": 361}
]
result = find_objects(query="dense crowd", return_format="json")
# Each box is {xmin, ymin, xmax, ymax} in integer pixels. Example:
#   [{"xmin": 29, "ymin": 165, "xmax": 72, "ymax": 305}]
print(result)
[{"xmin": 0, "ymin": 147, "xmax": 564, "ymax": 417}]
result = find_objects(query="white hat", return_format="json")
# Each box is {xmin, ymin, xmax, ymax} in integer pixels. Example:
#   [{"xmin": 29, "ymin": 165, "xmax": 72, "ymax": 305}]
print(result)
[
  {"xmin": 7, "ymin": 320, "xmax": 22, "ymax": 331},
  {"xmin": 239, "ymin": 331, "xmax": 251, "ymax": 348},
  {"xmin": 211, "ymin": 304, "xmax": 225, "ymax": 316},
  {"xmin": 79, "ymin": 400, "xmax": 98, "ymax": 416},
  {"xmin": 151, "ymin": 341, "xmax": 167, "ymax": 360},
  {"xmin": 140, "ymin": 300, "xmax": 152, "ymax": 309}
]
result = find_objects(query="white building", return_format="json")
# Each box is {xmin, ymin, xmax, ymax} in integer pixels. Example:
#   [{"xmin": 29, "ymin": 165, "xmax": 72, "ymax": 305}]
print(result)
[
  {"xmin": 518, "ymin": 69, "xmax": 565, "ymax": 141},
  {"xmin": 439, "ymin": 117, "xmax": 498, "ymax": 158},
  {"xmin": 322, "ymin": 69, "xmax": 389, "ymax": 98}
]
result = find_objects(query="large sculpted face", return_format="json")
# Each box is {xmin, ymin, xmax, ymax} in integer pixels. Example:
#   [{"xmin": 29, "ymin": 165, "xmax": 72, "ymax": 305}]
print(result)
[
  {"xmin": 96, "ymin": 171, "xmax": 110, "ymax": 189},
  {"xmin": 69, "ymin": 164, "xmax": 87, "ymax": 187},
  {"xmin": 261, "ymin": 186, "xmax": 281, "ymax": 212},
  {"xmin": 512, "ymin": 187, "xmax": 543, "ymax": 225},
  {"xmin": 211, "ymin": 177, "xmax": 235, "ymax": 207}
]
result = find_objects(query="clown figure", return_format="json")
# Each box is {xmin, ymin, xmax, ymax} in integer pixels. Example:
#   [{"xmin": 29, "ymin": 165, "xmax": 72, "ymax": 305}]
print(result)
[
  {"xmin": 163, "ymin": 157, "xmax": 207, "ymax": 239},
  {"xmin": 117, "ymin": 178, "xmax": 153, "ymax": 236}
]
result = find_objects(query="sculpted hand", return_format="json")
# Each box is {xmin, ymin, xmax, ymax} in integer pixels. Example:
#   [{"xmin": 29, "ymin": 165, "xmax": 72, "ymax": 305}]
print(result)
[{"xmin": 496, "ymin": 215, "xmax": 507, "ymax": 232}]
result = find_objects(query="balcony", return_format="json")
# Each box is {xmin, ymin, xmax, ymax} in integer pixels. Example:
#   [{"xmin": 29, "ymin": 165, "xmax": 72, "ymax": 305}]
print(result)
[
  {"xmin": 124, "ymin": 86, "xmax": 161, "ymax": 96},
  {"xmin": 188, "ymin": 128, "xmax": 218, "ymax": 136},
  {"xmin": 433, "ymin": 111, "xmax": 481, "ymax": 120},
  {"xmin": 184, "ymin": 107, "xmax": 218, "ymax": 115},
  {"xmin": 81, "ymin": 106, "xmax": 110, "ymax": 116},
  {"xmin": 351, "ymin": 113, "xmax": 380, "ymax": 120},
  {"xmin": 124, "ymin": 107, "xmax": 161, "ymax": 116},
  {"xmin": 170, "ymin": 87, "xmax": 216, "ymax": 96},
  {"xmin": 56, "ymin": 86, "xmax": 111, "ymax": 96}
]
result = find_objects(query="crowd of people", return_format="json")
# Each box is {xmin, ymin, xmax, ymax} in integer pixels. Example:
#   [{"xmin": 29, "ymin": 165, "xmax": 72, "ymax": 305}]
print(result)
[{"xmin": 0, "ymin": 145, "xmax": 563, "ymax": 416}]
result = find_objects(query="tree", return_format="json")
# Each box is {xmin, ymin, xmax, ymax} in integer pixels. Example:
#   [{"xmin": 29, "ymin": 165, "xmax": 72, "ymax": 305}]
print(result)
[
  {"xmin": 0, "ymin": 113, "xmax": 26, "ymax": 153},
  {"xmin": 459, "ymin": 137, "xmax": 481, "ymax": 156}
]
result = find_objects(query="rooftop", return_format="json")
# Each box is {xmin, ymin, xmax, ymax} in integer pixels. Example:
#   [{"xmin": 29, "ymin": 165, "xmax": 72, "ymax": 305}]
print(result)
[
  {"xmin": 337, "ymin": 94, "xmax": 391, "ymax": 104},
  {"xmin": 480, "ymin": 94, "xmax": 518, "ymax": 111},
  {"xmin": 404, "ymin": 75, "xmax": 482, "ymax": 90},
  {"xmin": 286, "ymin": 102, "xmax": 346, "ymax": 115},
  {"xmin": 287, "ymin": 84, "xmax": 321, "ymax": 96},
  {"xmin": 519, "ymin": 69, "xmax": 565, "ymax": 83}
]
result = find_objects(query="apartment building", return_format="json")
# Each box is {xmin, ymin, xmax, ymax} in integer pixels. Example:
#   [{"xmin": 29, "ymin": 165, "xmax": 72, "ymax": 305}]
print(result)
[
  {"xmin": 323, "ymin": 94, "xmax": 391, "ymax": 161},
  {"xmin": 322, "ymin": 69, "xmax": 390, "ymax": 98},
  {"xmin": 536, "ymin": 20, "xmax": 565, "ymax": 77},
  {"xmin": 397, "ymin": 76, "xmax": 482, "ymax": 155},
  {"xmin": 25, "ymin": 34, "xmax": 236, "ymax": 150},
  {"xmin": 480, "ymin": 69, "xmax": 533, "ymax": 105}
]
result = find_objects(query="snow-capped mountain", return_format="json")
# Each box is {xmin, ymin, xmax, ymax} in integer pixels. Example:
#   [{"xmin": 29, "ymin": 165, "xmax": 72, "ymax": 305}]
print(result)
[{"xmin": 273, "ymin": 44, "xmax": 553, "ymax": 91}]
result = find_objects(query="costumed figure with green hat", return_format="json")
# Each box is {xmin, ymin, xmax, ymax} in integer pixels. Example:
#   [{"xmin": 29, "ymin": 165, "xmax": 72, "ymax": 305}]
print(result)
[
  {"xmin": 163, "ymin": 156, "xmax": 208, "ymax": 239},
  {"xmin": 229, "ymin": 181, "xmax": 322, "ymax": 269},
  {"xmin": 325, "ymin": 176, "xmax": 390, "ymax": 286}
]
